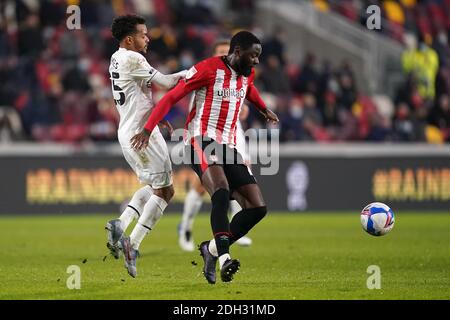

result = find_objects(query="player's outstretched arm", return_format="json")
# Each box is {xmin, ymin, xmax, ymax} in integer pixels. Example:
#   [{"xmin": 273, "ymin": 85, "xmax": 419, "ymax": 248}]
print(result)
[
  {"xmin": 151, "ymin": 70, "xmax": 187, "ymax": 89},
  {"xmin": 128, "ymin": 53, "xmax": 186, "ymax": 90},
  {"xmin": 130, "ymin": 81, "xmax": 192, "ymax": 150}
]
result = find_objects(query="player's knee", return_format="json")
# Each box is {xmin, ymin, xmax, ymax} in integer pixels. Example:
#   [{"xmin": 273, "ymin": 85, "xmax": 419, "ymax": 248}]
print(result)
[
  {"xmin": 205, "ymin": 179, "xmax": 229, "ymax": 196},
  {"xmin": 166, "ymin": 185, "xmax": 175, "ymax": 201},
  {"xmin": 214, "ymin": 185, "xmax": 229, "ymax": 195},
  {"xmin": 154, "ymin": 185, "xmax": 174, "ymax": 203},
  {"xmin": 133, "ymin": 186, "xmax": 152, "ymax": 208}
]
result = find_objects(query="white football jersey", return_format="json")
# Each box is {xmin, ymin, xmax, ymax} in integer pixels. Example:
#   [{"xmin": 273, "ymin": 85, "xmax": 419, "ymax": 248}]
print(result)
[{"xmin": 109, "ymin": 47, "xmax": 159, "ymax": 146}]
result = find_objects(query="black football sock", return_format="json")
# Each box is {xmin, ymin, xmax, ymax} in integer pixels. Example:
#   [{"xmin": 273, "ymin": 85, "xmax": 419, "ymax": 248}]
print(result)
[
  {"xmin": 229, "ymin": 206, "xmax": 267, "ymax": 245},
  {"xmin": 210, "ymin": 188, "xmax": 231, "ymax": 257}
]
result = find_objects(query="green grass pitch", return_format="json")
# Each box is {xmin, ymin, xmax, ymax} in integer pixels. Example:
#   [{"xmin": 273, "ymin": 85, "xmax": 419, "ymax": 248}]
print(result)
[{"xmin": 0, "ymin": 212, "xmax": 449, "ymax": 300}]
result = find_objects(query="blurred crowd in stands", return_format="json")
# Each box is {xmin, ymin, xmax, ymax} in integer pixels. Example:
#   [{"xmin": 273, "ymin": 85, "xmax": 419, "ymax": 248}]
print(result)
[
  {"xmin": 312, "ymin": 0, "xmax": 450, "ymax": 142},
  {"xmin": 0, "ymin": 0, "xmax": 449, "ymax": 144}
]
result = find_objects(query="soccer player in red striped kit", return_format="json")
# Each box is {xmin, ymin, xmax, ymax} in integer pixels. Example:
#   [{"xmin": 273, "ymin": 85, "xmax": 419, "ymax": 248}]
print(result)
[{"xmin": 131, "ymin": 31, "xmax": 279, "ymax": 283}]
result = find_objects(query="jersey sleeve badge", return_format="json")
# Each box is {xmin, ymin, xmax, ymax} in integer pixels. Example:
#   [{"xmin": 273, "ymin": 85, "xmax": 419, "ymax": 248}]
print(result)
[{"xmin": 186, "ymin": 66, "xmax": 198, "ymax": 80}]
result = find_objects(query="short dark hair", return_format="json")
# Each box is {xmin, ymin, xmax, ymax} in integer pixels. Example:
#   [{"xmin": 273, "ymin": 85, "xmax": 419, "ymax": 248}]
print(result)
[
  {"xmin": 229, "ymin": 31, "xmax": 261, "ymax": 54},
  {"xmin": 111, "ymin": 14, "xmax": 146, "ymax": 42}
]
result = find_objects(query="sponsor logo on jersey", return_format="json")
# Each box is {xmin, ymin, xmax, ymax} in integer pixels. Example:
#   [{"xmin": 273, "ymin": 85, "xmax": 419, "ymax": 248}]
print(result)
[{"xmin": 217, "ymin": 88, "xmax": 246, "ymax": 100}]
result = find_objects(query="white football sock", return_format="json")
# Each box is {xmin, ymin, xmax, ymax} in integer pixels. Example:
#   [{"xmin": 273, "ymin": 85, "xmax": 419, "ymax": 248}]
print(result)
[
  {"xmin": 219, "ymin": 254, "xmax": 231, "ymax": 269},
  {"xmin": 229, "ymin": 200, "xmax": 242, "ymax": 218},
  {"xmin": 130, "ymin": 195, "xmax": 168, "ymax": 250},
  {"xmin": 180, "ymin": 189, "xmax": 203, "ymax": 231},
  {"xmin": 119, "ymin": 186, "xmax": 153, "ymax": 231},
  {"xmin": 208, "ymin": 239, "xmax": 218, "ymax": 257}
]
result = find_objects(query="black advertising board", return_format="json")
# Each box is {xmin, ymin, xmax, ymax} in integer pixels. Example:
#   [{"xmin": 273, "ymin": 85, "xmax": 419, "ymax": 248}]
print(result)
[{"xmin": 0, "ymin": 155, "xmax": 448, "ymax": 214}]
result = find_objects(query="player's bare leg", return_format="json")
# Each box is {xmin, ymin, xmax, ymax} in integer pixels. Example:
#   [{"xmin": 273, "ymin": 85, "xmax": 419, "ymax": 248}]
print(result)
[
  {"xmin": 179, "ymin": 178, "xmax": 205, "ymax": 251},
  {"xmin": 121, "ymin": 184, "xmax": 174, "ymax": 277}
]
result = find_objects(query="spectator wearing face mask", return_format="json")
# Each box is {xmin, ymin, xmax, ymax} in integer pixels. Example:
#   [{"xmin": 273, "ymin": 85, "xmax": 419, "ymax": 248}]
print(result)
[{"xmin": 281, "ymin": 97, "xmax": 304, "ymax": 141}]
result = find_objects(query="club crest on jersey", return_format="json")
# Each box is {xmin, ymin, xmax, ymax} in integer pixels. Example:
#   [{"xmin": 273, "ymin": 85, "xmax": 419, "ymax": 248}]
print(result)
[{"xmin": 217, "ymin": 88, "xmax": 246, "ymax": 101}]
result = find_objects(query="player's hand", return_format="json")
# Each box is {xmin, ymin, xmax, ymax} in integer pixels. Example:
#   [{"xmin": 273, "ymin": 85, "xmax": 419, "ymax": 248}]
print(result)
[
  {"xmin": 178, "ymin": 70, "xmax": 188, "ymax": 79},
  {"xmin": 158, "ymin": 119, "xmax": 174, "ymax": 136},
  {"xmin": 261, "ymin": 108, "xmax": 279, "ymax": 124},
  {"xmin": 130, "ymin": 129, "xmax": 151, "ymax": 150}
]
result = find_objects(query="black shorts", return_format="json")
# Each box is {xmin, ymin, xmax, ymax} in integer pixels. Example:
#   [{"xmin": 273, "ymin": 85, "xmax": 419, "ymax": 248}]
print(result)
[{"xmin": 185, "ymin": 136, "xmax": 256, "ymax": 192}]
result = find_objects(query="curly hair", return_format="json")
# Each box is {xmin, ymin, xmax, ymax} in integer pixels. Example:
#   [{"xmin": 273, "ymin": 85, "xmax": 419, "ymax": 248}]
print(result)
[{"xmin": 111, "ymin": 14, "xmax": 146, "ymax": 42}]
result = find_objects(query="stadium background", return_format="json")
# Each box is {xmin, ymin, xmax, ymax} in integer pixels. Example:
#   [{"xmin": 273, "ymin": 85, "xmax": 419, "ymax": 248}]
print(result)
[{"xmin": 0, "ymin": 0, "xmax": 449, "ymax": 300}]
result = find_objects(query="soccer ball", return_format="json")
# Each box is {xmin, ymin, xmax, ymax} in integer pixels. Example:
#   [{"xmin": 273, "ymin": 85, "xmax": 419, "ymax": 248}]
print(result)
[{"xmin": 360, "ymin": 202, "xmax": 395, "ymax": 236}]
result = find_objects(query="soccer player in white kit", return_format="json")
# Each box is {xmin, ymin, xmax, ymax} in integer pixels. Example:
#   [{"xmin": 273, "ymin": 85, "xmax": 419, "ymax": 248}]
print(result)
[
  {"xmin": 104, "ymin": 14, "xmax": 186, "ymax": 278},
  {"xmin": 177, "ymin": 41, "xmax": 253, "ymax": 252}
]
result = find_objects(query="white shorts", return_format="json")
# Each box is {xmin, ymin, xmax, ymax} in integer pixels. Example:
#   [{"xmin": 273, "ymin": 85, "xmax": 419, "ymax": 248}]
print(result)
[{"xmin": 121, "ymin": 126, "xmax": 173, "ymax": 189}]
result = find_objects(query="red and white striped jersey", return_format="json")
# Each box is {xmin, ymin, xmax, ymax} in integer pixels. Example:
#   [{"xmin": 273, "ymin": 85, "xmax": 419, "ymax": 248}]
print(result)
[
  {"xmin": 143, "ymin": 56, "xmax": 267, "ymax": 145},
  {"xmin": 184, "ymin": 56, "xmax": 251, "ymax": 145}
]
